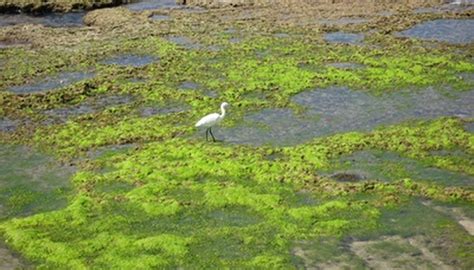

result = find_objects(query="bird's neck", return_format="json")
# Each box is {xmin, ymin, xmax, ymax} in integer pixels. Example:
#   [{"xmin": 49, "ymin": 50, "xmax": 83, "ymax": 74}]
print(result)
[{"xmin": 220, "ymin": 106, "xmax": 226, "ymax": 118}]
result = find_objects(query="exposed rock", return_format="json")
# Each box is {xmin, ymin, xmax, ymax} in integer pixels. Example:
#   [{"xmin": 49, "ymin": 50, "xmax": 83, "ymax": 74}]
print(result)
[
  {"xmin": 184, "ymin": 0, "xmax": 446, "ymax": 8},
  {"xmin": 0, "ymin": 0, "xmax": 133, "ymax": 13},
  {"xmin": 83, "ymin": 7, "xmax": 137, "ymax": 27}
]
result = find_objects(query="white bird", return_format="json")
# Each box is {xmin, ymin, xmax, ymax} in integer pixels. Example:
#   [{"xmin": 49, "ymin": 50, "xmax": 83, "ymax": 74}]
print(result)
[{"xmin": 195, "ymin": 102, "xmax": 229, "ymax": 142}]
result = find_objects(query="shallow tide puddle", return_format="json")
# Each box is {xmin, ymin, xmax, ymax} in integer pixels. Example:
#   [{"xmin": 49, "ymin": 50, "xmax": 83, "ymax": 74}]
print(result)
[
  {"xmin": 8, "ymin": 71, "xmax": 95, "ymax": 94},
  {"xmin": 126, "ymin": 0, "xmax": 179, "ymax": 11},
  {"xmin": 167, "ymin": 36, "xmax": 202, "ymax": 50},
  {"xmin": 326, "ymin": 62, "xmax": 365, "ymax": 70},
  {"xmin": 218, "ymin": 87, "xmax": 473, "ymax": 146},
  {"xmin": 101, "ymin": 55, "xmax": 158, "ymax": 67},
  {"xmin": 0, "ymin": 144, "xmax": 73, "ymax": 220},
  {"xmin": 0, "ymin": 118, "xmax": 18, "ymax": 133},
  {"xmin": 44, "ymin": 95, "xmax": 134, "ymax": 124},
  {"xmin": 139, "ymin": 102, "xmax": 189, "ymax": 117},
  {"xmin": 318, "ymin": 17, "xmax": 369, "ymax": 26},
  {"xmin": 150, "ymin": 14, "xmax": 170, "ymax": 21},
  {"xmin": 324, "ymin": 32, "xmax": 365, "ymax": 44},
  {"xmin": 398, "ymin": 19, "xmax": 474, "ymax": 44}
]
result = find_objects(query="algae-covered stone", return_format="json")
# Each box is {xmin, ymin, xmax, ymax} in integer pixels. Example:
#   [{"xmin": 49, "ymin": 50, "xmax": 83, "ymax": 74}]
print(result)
[{"xmin": 83, "ymin": 7, "xmax": 138, "ymax": 27}]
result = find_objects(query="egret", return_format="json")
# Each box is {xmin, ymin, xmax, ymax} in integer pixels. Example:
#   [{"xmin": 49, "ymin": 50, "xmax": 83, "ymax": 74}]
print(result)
[{"xmin": 195, "ymin": 102, "xmax": 229, "ymax": 142}]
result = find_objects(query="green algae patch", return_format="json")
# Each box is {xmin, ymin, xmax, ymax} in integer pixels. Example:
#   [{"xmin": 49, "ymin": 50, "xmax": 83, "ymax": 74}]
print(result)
[
  {"xmin": 3, "ymin": 117, "xmax": 474, "ymax": 268},
  {"xmin": 0, "ymin": 139, "xmax": 381, "ymax": 268}
]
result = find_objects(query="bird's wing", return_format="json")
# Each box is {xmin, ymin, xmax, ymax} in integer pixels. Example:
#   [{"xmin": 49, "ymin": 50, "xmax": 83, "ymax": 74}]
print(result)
[{"xmin": 195, "ymin": 113, "xmax": 220, "ymax": 127}]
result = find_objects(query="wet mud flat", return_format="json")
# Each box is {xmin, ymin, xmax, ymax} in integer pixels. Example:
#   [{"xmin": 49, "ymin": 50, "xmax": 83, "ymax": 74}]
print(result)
[{"xmin": 0, "ymin": 0, "xmax": 473, "ymax": 268}]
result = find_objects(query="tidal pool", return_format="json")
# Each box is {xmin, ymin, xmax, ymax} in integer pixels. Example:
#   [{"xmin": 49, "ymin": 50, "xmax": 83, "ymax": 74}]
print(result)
[
  {"xmin": 8, "ymin": 71, "xmax": 95, "ymax": 94},
  {"xmin": 0, "ymin": 12, "xmax": 85, "ymax": 28},
  {"xmin": 179, "ymin": 81, "xmax": 200, "ymax": 90},
  {"xmin": 324, "ymin": 32, "xmax": 364, "ymax": 44},
  {"xmin": 326, "ymin": 62, "xmax": 365, "ymax": 70},
  {"xmin": 126, "ymin": 0, "xmax": 179, "ymax": 11},
  {"xmin": 44, "ymin": 95, "xmax": 134, "ymax": 124},
  {"xmin": 465, "ymin": 121, "xmax": 474, "ymax": 133},
  {"xmin": 101, "ymin": 55, "xmax": 157, "ymax": 67},
  {"xmin": 321, "ymin": 150, "xmax": 473, "ymax": 187},
  {"xmin": 167, "ymin": 36, "xmax": 202, "ymax": 50},
  {"xmin": 150, "ymin": 14, "xmax": 170, "ymax": 21},
  {"xmin": 398, "ymin": 19, "xmax": 474, "ymax": 44},
  {"xmin": 317, "ymin": 17, "xmax": 369, "ymax": 26},
  {"xmin": 218, "ymin": 87, "xmax": 474, "ymax": 145},
  {"xmin": 0, "ymin": 118, "xmax": 17, "ymax": 133},
  {"xmin": 139, "ymin": 102, "xmax": 189, "ymax": 117},
  {"xmin": 0, "ymin": 144, "xmax": 73, "ymax": 220}
]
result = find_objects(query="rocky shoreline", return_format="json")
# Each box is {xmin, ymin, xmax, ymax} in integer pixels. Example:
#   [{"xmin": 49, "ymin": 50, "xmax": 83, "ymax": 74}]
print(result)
[{"xmin": 0, "ymin": 0, "xmax": 134, "ymax": 13}]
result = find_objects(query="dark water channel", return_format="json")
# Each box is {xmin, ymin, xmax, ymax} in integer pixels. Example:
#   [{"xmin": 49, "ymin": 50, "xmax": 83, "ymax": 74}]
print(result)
[
  {"xmin": 0, "ymin": 12, "xmax": 85, "ymax": 27},
  {"xmin": 218, "ymin": 87, "xmax": 474, "ymax": 146}
]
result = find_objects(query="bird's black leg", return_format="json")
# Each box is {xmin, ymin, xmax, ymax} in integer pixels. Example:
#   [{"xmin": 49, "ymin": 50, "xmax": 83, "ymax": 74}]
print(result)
[
  {"xmin": 209, "ymin": 127, "xmax": 216, "ymax": 142},
  {"xmin": 205, "ymin": 128, "xmax": 209, "ymax": 141}
]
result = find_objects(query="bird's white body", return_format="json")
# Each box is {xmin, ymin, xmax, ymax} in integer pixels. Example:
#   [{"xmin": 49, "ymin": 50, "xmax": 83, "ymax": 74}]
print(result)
[
  {"xmin": 195, "ymin": 113, "xmax": 223, "ymax": 128},
  {"xmin": 195, "ymin": 102, "xmax": 229, "ymax": 128},
  {"xmin": 195, "ymin": 102, "xmax": 229, "ymax": 142}
]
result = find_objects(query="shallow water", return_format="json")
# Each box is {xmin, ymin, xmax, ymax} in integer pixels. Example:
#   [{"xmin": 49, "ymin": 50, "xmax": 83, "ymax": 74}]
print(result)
[
  {"xmin": 167, "ymin": 36, "xmax": 202, "ymax": 49},
  {"xmin": 0, "ymin": 144, "xmax": 73, "ymax": 220},
  {"xmin": 219, "ymin": 87, "xmax": 474, "ymax": 145},
  {"xmin": 324, "ymin": 32, "xmax": 364, "ymax": 44},
  {"xmin": 317, "ymin": 17, "xmax": 368, "ymax": 26},
  {"xmin": 398, "ymin": 19, "xmax": 474, "ymax": 44},
  {"xmin": 0, "ymin": 12, "xmax": 85, "ymax": 27},
  {"xmin": 101, "ymin": 55, "xmax": 157, "ymax": 67},
  {"xmin": 139, "ymin": 102, "xmax": 189, "ymax": 117},
  {"xmin": 0, "ymin": 118, "xmax": 17, "ymax": 133},
  {"xmin": 44, "ymin": 95, "xmax": 134, "ymax": 124},
  {"xmin": 9, "ymin": 71, "xmax": 95, "ymax": 94},
  {"xmin": 150, "ymin": 14, "xmax": 170, "ymax": 21},
  {"xmin": 126, "ymin": 0, "xmax": 179, "ymax": 11},
  {"xmin": 326, "ymin": 62, "xmax": 365, "ymax": 70},
  {"xmin": 179, "ymin": 81, "xmax": 200, "ymax": 90},
  {"xmin": 321, "ymin": 150, "xmax": 473, "ymax": 187},
  {"xmin": 465, "ymin": 121, "xmax": 474, "ymax": 133}
]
